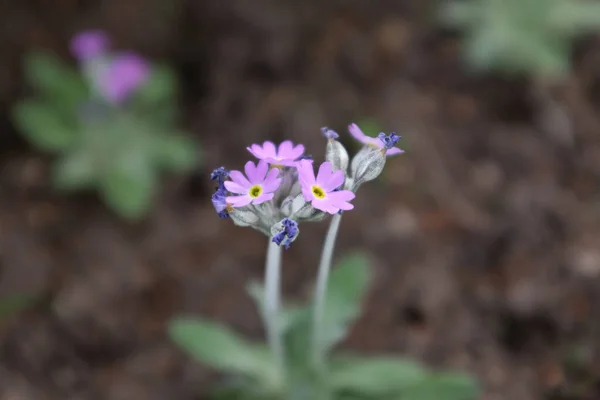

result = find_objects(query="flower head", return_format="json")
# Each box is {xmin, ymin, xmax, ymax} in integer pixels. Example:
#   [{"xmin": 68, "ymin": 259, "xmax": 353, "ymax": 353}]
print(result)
[
  {"xmin": 247, "ymin": 140, "xmax": 305, "ymax": 167},
  {"xmin": 272, "ymin": 218, "xmax": 299, "ymax": 249},
  {"xmin": 296, "ymin": 160, "xmax": 355, "ymax": 214},
  {"xmin": 225, "ymin": 160, "xmax": 282, "ymax": 207},
  {"xmin": 70, "ymin": 30, "xmax": 109, "ymax": 61},
  {"xmin": 97, "ymin": 52, "xmax": 150, "ymax": 104},
  {"xmin": 348, "ymin": 123, "xmax": 404, "ymax": 156}
]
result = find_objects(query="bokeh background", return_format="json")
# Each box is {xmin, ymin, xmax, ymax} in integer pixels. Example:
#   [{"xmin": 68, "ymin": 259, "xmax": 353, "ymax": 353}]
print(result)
[{"xmin": 1, "ymin": 1, "xmax": 600, "ymax": 399}]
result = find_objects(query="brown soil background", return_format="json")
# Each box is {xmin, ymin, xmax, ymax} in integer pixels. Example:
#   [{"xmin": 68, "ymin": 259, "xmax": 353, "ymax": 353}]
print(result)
[{"xmin": 1, "ymin": 1, "xmax": 600, "ymax": 399}]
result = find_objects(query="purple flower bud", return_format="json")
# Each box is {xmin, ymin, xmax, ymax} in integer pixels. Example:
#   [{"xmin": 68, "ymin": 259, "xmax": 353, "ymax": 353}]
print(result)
[
  {"xmin": 321, "ymin": 127, "xmax": 339, "ymax": 140},
  {"xmin": 210, "ymin": 167, "xmax": 230, "ymax": 185},
  {"xmin": 70, "ymin": 30, "xmax": 109, "ymax": 61},
  {"xmin": 272, "ymin": 218, "xmax": 298, "ymax": 249},
  {"xmin": 211, "ymin": 184, "xmax": 230, "ymax": 219},
  {"xmin": 377, "ymin": 132, "xmax": 401, "ymax": 150}
]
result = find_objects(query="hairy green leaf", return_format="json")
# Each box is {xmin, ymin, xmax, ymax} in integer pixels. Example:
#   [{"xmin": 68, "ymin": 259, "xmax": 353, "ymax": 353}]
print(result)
[
  {"xmin": 169, "ymin": 317, "xmax": 282, "ymax": 391},
  {"xmin": 330, "ymin": 355, "xmax": 427, "ymax": 396}
]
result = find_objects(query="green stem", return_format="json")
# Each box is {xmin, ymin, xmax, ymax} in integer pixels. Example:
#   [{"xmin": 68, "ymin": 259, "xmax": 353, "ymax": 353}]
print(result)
[
  {"xmin": 264, "ymin": 238, "xmax": 284, "ymax": 372},
  {"xmin": 312, "ymin": 213, "xmax": 343, "ymax": 368}
]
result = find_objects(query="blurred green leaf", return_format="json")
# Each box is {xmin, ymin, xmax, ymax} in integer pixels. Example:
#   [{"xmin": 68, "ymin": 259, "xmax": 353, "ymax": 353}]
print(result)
[
  {"xmin": 400, "ymin": 372, "xmax": 479, "ymax": 400},
  {"xmin": 0, "ymin": 294, "xmax": 35, "ymax": 319},
  {"xmin": 169, "ymin": 317, "xmax": 281, "ymax": 390},
  {"xmin": 330, "ymin": 355, "xmax": 427, "ymax": 396},
  {"xmin": 52, "ymin": 148, "xmax": 97, "ymax": 190},
  {"xmin": 154, "ymin": 134, "xmax": 199, "ymax": 172},
  {"xmin": 318, "ymin": 254, "xmax": 371, "ymax": 353},
  {"xmin": 12, "ymin": 100, "xmax": 79, "ymax": 152},
  {"xmin": 24, "ymin": 52, "xmax": 88, "ymax": 107},
  {"xmin": 443, "ymin": 0, "xmax": 600, "ymax": 79},
  {"xmin": 246, "ymin": 281, "xmax": 308, "ymax": 334},
  {"xmin": 100, "ymin": 154, "xmax": 156, "ymax": 220},
  {"xmin": 135, "ymin": 65, "xmax": 177, "ymax": 106}
]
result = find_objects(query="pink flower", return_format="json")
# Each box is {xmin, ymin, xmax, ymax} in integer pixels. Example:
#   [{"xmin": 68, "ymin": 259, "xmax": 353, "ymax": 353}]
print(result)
[
  {"xmin": 247, "ymin": 140, "xmax": 305, "ymax": 166},
  {"xmin": 296, "ymin": 160, "xmax": 355, "ymax": 214},
  {"xmin": 224, "ymin": 160, "xmax": 281, "ymax": 207},
  {"xmin": 97, "ymin": 52, "xmax": 150, "ymax": 104},
  {"xmin": 70, "ymin": 30, "xmax": 109, "ymax": 61},
  {"xmin": 348, "ymin": 123, "xmax": 404, "ymax": 156}
]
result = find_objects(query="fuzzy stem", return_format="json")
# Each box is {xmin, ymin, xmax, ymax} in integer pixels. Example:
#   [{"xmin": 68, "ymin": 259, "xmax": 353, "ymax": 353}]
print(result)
[
  {"xmin": 312, "ymin": 213, "xmax": 343, "ymax": 367},
  {"xmin": 264, "ymin": 238, "xmax": 284, "ymax": 372}
]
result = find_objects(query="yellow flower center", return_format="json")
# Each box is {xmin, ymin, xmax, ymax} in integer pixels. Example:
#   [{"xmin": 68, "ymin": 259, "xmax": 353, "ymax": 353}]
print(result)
[
  {"xmin": 311, "ymin": 185, "xmax": 326, "ymax": 199},
  {"xmin": 249, "ymin": 185, "xmax": 263, "ymax": 198}
]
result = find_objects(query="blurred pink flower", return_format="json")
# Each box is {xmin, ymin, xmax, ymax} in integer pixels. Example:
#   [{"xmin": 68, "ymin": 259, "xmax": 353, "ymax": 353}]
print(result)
[{"xmin": 70, "ymin": 30, "xmax": 109, "ymax": 61}]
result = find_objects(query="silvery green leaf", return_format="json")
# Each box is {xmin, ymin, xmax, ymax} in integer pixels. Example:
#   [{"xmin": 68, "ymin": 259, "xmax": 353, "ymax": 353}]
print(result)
[
  {"xmin": 325, "ymin": 139, "xmax": 349, "ymax": 173},
  {"xmin": 349, "ymin": 146, "xmax": 386, "ymax": 192}
]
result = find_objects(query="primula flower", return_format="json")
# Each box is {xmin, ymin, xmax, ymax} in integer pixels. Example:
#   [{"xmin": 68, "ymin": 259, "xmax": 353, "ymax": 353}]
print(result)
[
  {"xmin": 98, "ymin": 52, "xmax": 150, "ymax": 104},
  {"xmin": 70, "ymin": 30, "xmax": 109, "ymax": 61},
  {"xmin": 296, "ymin": 160, "xmax": 355, "ymax": 214},
  {"xmin": 247, "ymin": 140, "xmax": 305, "ymax": 166},
  {"xmin": 348, "ymin": 123, "xmax": 404, "ymax": 156},
  {"xmin": 225, "ymin": 160, "xmax": 282, "ymax": 207}
]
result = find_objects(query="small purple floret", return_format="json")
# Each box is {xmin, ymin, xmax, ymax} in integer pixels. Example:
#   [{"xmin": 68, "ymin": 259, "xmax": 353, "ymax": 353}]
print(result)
[
  {"xmin": 70, "ymin": 30, "xmax": 109, "ymax": 61},
  {"xmin": 210, "ymin": 167, "xmax": 230, "ymax": 185},
  {"xmin": 377, "ymin": 132, "xmax": 401, "ymax": 149},
  {"xmin": 272, "ymin": 218, "xmax": 298, "ymax": 249},
  {"xmin": 211, "ymin": 185, "xmax": 230, "ymax": 219},
  {"xmin": 321, "ymin": 127, "xmax": 339, "ymax": 140}
]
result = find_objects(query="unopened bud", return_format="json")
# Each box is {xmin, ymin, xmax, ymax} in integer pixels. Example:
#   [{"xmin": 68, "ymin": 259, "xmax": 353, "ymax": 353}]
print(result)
[
  {"xmin": 349, "ymin": 146, "xmax": 386, "ymax": 192},
  {"xmin": 325, "ymin": 138, "xmax": 349, "ymax": 173}
]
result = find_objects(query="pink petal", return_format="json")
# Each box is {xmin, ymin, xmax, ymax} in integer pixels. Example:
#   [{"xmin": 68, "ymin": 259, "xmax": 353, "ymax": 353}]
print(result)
[
  {"xmin": 262, "ymin": 141, "xmax": 277, "ymax": 158},
  {"xmin": 329, "ymin": 190, "xmax": 355, "ymax": 210},
  {"xmin": 386, "ymin": 147, "xmax": 405, "ymax": 156},
  {"xmin": 278, "ymin": 158, "xmax": 300, "ymax": 167},
  {"xmin": 309, "ymin": 198, "xmax": 332, "ymax": 213},
  {"xmin": 348, "ymin": 123, "xmax": 381, "ymax": 147},
  {"xmin": 277, "ymin": 140, "xmax": 293, "ymax": 158},
  {"xmin": 348, "ymin": 123, "xmax": 367, "ymax": 143},
  {"xmin": 252, "ymin": 192, "xmax": 274, "ymax": 205},
  {"xmin": 229, "ymin": 170, "xmax": 251, "ymax": 188},
  {"xmin": 301, "ymin": 186, "xmax": 314, "ymax": 202},
  {"xmin": 288, "ymin": 144, "xmax": 305, "ymax": 159},
  {"xmin": 224, "ymin": 181, "xmax": 248, "ymax": 194},
  {"xmin": 244, "ymin": 161, "xmax": 260, "ymax": 184},
  {"xmin": 263, "ymin": 169, "xmax": 282, "ymax": 192},
  {"xmin": 247, "ymin": 144, "xmax": 266, "ymax": 159},
  {"xmin": 227, "ymin": 194, "xmax": 252, "ymax": 207},
  {"xmin": 296, "ymin": 159, "xmax": 316, "ymax": 186},
  {"xmin": 316, "ymin": 162, "xmax": 333, "ymax": 186},
  {"xmin": 255, "ymin": 160, "xmax": 269, "ymax": 182},
  {"xmin": 321, "ymin": 170, "xmax": 345, "ymax": 192}
]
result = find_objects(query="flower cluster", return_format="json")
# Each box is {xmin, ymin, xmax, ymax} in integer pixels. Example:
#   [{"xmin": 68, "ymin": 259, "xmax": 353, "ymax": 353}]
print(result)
[
  {"xmin": 210, "ymin": 124, "xmax": 404, "ymax": 248},
  {"xmin": 70, "ymin": 30, "xmax": 150, "ymax": 105}
]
